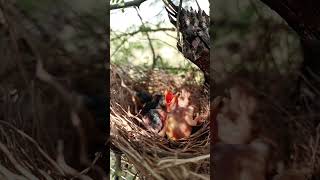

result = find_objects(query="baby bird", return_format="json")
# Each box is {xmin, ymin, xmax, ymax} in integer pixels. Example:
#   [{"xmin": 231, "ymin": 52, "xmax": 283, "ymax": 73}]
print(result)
[
  {"xmin": 140, "ymin": 94, "xmax": 165, "ymax": 115},
  {"xmin": 141, "ymin": 94, "xmax": 167, "ymax": 133},
  {"xmin": 135, "ymin": 90, "xmax": 153, "ymax": 108},
  {"xmin": 163, "ymin": 89, "xmax": 200, "ymax": 140},
  {"xmin": 142, "ymin": 108, "xmax": 167, "ymax": 133}
]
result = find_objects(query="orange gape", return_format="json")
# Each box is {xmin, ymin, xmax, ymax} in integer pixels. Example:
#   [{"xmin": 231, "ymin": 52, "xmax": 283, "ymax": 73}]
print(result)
[{"xmin": 164, "ymin": 90, "xmax": 177, "ymax": 112}]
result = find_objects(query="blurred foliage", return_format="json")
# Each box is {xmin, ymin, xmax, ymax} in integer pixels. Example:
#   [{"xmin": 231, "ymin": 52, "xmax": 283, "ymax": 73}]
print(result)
[
  {"xmin": 213, "ymin": 0, "xmax": 302, "ymax": 80},
  {"xmin": 110, "ymin": 7, "xmax": 201, "ymax": 76},
  {"xmin": 4, "ymin": 0, "xmax": 107, "ymax": 173},
  {"xmin": 17, "ymin": 0, "xmax": 51, "ymax": 12},
  {"xmin": 15, "ymin": 0, "xmax": 106, "ymax": 61}
]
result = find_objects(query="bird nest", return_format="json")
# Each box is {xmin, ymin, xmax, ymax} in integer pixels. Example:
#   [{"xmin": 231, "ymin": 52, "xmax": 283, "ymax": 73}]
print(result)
[{"xmin": 110, "ymin": 65, "xmax": 210, "ymax": 180}]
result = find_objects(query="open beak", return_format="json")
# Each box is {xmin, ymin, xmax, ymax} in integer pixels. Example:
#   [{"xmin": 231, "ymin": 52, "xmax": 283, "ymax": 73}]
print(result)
[{"xmin": 164, "ymin": 90, "xmax": 179, "ymax": 112}]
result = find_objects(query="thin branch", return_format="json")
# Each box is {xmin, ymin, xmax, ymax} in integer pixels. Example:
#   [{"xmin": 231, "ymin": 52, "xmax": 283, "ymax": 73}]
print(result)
[
  {"xmin": 157, "ymin": 154, "xmax": 210, "ymax": 168},
  {"xmin": 148, "ymin": 38, "xmax": 180, "ymax": 50},
  {"xmin": 111, "ymin": 38, "xmax": 127, "ymax": 57},
  {"xmin": 0, "ymin": 164, "xmax": 26, "ymax": 180},
  {"xmin": 78, "ymin": 152, "xmax": 108, "ymax": 180},
  {"xmin": 134, "ymin": 7, "xmax": 157, "ymax": 69},
  {"xmin": 56, "ymin": 141, "xmax": 92, "ymax": 180},
  {"xmin": 110, "ymin": 0, "xmax": 148, "ymax": 10},
  {"xmin": 111, "ymin": 27, "xmax": 175, "ymax": 41}
]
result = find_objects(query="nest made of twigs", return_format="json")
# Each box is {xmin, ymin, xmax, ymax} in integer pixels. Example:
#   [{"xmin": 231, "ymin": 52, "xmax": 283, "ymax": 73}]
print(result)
[{"xmin": 110, "ymin": 65, "xmax": 210, "ymax": 180}]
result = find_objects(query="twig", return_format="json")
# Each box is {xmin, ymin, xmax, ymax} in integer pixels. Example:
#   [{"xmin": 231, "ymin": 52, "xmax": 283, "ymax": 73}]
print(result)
[
  {"xmin": 111, "ymin": 28, "xmax": 175, "ymax": 41},
  {"xmin": 0, "ymin": 141, "xmax": 38, "ymax": 180},
  {"xmin": 189, "ymin": 172, "xmax": 209, "ymax": 180},
  {"xmin": 0, "ymin": 164, "xmax": 26, "ymax": 180},
  {"xmin": 157, "ymin": 154, "xmax": 209, "ymax": 168},
  {"xmin": 70, "ymin": 111, "xmax": 90, "ymax": 165},
  {"xmin": 38, "ymin": 170, "xmax": 55, "ymax": 180},
  {"xmin": 195, "ymin": 0, "xmax": 201, "ymax": 11},
  {"xmin": 78, "ymin": 152, "xmax": 101, "ymax": 175},
  {"xmin": 56, "ymin": 141, "xmax": 92, "ymax": 180},
  {"xmin": 135, "ymin": 8, "xmax": 157, "ymax": 69},
  {"xmin": 111, "ymin": 38, "xmax": 128, "ymax": 58}
]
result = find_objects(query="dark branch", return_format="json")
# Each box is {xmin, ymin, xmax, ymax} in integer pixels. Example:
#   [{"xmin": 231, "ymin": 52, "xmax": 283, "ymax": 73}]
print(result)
[
  {"xmin": 260, "ymin": 0, "xmax": 320, "ymax": 40},
  {"xmin": 110, "ymin": 0, "xmax": 148, "ymax": 10}
]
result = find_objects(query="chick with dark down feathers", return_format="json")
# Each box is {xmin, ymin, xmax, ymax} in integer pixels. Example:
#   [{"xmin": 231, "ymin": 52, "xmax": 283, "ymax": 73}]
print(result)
[{"xmin": 141, "ymin": 94, "xmax": 167, "ymax": 133}]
